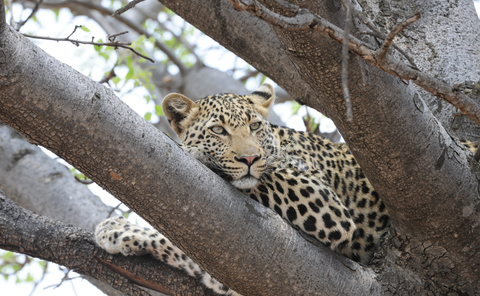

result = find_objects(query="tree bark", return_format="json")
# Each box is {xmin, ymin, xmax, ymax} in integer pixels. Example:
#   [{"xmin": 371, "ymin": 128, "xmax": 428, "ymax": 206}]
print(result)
[{"xmin": 0, "ymin": 22, "xmax": 383, "ymax": 295}]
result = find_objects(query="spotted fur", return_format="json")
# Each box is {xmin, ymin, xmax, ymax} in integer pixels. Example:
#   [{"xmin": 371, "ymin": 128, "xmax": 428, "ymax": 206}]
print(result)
[{"xmin": 96, "ymin": 84, "xmax": 477, "ymax": 295}]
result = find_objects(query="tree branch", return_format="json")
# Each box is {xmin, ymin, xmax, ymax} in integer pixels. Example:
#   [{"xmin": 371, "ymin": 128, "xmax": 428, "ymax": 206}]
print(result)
[
  {"xmin": 112, "ymin": 0, "xmax": 146, "ymax": 17},
  {"xmin": 22, "ymin": 25, "xmax": 154, "ymax": 63},
  {"xmin": 228, "ymin": 0, "xmax": 480, "ymax": 125},
  {"xmin": 15, "ymin": 0, "xmax": 43, "ymax": 31},
  {"xmin": 376, "ymin": 12, "xmax": 420, "ymax": 61},
  {"xmin": 340, "ymin": 0, "xmax": 353, "ymax": 121}
]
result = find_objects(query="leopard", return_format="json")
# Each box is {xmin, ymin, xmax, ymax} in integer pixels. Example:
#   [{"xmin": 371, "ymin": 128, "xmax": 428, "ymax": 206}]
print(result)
[{"xmin": 96, "ymin": 84, "xmax": 477, "ymax": 295}]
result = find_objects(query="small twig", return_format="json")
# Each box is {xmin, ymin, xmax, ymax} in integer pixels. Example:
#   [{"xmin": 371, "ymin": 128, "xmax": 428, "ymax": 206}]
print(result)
[
  {"xmin": 112, "ymin": 0, "xmax": 146, "ymax": 17},
  {"xmin": 95, "ymin": 256, "xmax": 173, "ymax": 295},
  {"xmin": 16, "ymin": 0, "xmax": 43, "ymax": 31},
  {"xmin": 357, "ymin": 56, "xmax": 370, "ymax": 87},
  {"xmin": 66, "ymin": 25, "xmax": 82, "ymax": 39},
  {"xmin": 44, "ymin": 269, "xmax": 80, "ymax": 290},
  {"xmin": 108, "ymin": 31, "xmax": 128, "ymax": 42},
  {"xmin": 340, "ymin": 0, "xmax": 353, "ymax": 121},
  {"xmin": 239, "ymin": 70, "xmax": 260, "ymax": 82},
  {"xmin": 359, "ymin": 31, "xmax": 419, "ymax": 69},
  {"xmin": 22, "ymin": 26, "xmax": 154, "ymax": 63},
  {"xmin": 377, "ymin": 12, "xmax": 421, "ymax": 61},
  {"xmin": 74, "ymin": 175, "xmax": 94, "ymax": 185},
  {"xmin": 107, "ymin": 203, "xmax": 124, "ymax": 218},
  {"xmin": 99, "ymin": 68, "xmax": 117, "ymax": 84}
]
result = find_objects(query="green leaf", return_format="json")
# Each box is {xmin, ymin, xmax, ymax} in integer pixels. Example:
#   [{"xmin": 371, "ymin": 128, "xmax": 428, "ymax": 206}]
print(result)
[
  {"xmin": 125, "ymin": 68, "xmax": 134, "ymax": 81},
  {"xmin": 25, "ymin": 273, "xmax": 34, "ymax": 283},
  {"xmin": 80, "ymin": 26, "xmax": 90, "ymax": 32},
  {"xmin": 144, "ymin": 112, "xmax": 152, "ymax": 121},
  {"xmin": 155, "ymin": 105, "xmax": 163, "ymax": 117},
  {"xmin": 111, "ymin": 76, "xmax": 120, "ymax": 85},
  {"xmin": 53, "ymin": 9, "xmax": 60, "ymax": 22},
  {"xmin": 260, "ymin": 75, "xmax": 267, "ymax": 84},
  {"xmin": 291, "ymin": 101, "xmax": 302, "ymax": 115}
]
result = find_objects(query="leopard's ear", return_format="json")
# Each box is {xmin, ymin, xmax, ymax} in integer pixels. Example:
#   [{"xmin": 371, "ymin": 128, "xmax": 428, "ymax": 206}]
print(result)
[
  {"xmin": 162, "ymin": 93, "xmax": 198, "ymax": 135},
  {"xmin": 249, "ymin": 84, "xmax": 275, "ymax": 117}
]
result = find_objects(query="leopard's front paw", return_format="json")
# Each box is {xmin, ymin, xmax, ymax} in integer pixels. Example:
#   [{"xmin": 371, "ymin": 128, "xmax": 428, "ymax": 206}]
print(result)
[{"xmin": 95, "ymin": 216, "xmax": 150, "ymax": 256}]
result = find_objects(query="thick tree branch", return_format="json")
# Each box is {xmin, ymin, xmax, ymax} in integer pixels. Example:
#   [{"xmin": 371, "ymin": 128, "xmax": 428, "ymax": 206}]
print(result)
[
  {"xmin": 0, "ymin": 23, "xmax": 382, "ymax": 296},
  {"xmin": 229, "ymin": 0, "xmax": 480, "ymax": 125}
]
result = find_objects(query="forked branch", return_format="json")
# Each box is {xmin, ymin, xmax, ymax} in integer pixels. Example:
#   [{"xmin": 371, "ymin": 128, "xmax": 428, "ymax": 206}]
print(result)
[
  {"xmin": 229, "ymin": 0, "xmax": 480, "ymax": 126},
  {"xmin": 22, "ymin": 25, "xmax": 154, "ymax": 63}
]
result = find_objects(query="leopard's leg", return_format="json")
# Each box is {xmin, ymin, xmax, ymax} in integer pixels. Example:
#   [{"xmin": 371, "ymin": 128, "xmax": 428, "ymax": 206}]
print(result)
[{"xmin": 96, "ymin": 216, "xmax": 241, "ymax": 296}]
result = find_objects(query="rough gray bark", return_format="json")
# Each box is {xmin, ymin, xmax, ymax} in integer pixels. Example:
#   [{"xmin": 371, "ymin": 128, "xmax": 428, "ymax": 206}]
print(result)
[
  {"xmin": 0, "ymin": 22, "xmax": 383, "ymax": 296},
  {"xmin": 357, "ymin": 0, "xmax": 480, "ymax": 141}
]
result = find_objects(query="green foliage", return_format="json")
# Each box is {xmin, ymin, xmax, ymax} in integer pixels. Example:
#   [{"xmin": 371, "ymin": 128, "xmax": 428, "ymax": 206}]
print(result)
[{"xmin": 0, "ymin": 251, "xmax": 47, "ymax": 286}]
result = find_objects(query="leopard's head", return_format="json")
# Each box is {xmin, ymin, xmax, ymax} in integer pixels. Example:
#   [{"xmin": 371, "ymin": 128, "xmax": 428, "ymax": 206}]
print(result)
[{"xmin": 162, "ymin": 84, "xmax": 278, "ymax": 189}]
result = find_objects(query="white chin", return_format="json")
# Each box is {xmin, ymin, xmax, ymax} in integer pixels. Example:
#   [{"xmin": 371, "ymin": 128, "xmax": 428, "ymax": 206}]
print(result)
[{"xmin": 231, "ymin": 177, "xmax": 259, "ymax": 189}]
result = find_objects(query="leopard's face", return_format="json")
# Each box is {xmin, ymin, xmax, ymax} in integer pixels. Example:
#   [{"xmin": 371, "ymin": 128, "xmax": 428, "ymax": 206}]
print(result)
[{"xmin": 163, "ymin": 85, "xmax": 278, "ymax": 189}]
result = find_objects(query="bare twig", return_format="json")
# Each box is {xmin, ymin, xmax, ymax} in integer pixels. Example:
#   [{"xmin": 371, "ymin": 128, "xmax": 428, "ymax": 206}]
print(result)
[
  {"xmin": 359, "ymin": 30, "xmax": 418, "ymax": 69},
  {"xmin": 22, "ymin": 26, "xmax": 154, "ymax": 63},
  {"xmin": 16, "ymin": 0, "xmax": 43, "ymax": 31},
  {"xmin": 107, "ymin": 202, "xmax": 124, "ymax": 218},
  {"xmin": 229, "ymin": 0, "xmax": 480, "ymax": 126},
  {"xmin": 108, "ymin": 31, "xmax": 128, "ymax": 42},
  {"xmin": 357, "ymin": 56, "xmax": 370, "ymax": 87},
  {"xmin": 239, "ymin": 70, "xmax": 260, "ymax": 82},
  {"xmin": 376, "ymin": 12, "xmax": 421, "ymax": 61},
  {"xmin": 99, "ymin": 67, "xmax": 117, "ymax": 84},
  {"xmin": 31, "ymin": 0, "xmax": 188, "ymax": 73},
  {"xmin": 112, "ymin": 0, "xmax": 146, "ymax": 17},
  {"xmin": 95, "ymin": 256, "xmax": 173, "ymax": 295},
  {"xmin": 74, "ymin": 175, "xmax": 94, "ymax": 185},
  {"xmin": 340, "ymin": 0, "xmax": 353, "ymax": 121}
]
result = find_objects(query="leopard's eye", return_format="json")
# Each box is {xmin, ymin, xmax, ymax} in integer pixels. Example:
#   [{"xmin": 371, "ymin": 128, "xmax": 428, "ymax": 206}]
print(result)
[
  {"xmin": 211, "ymin": 126, "xmax": 225, "ymax": 134},
  {"xmin": 250, "ymin": 122, "xmax": 261, "ymax": 131}
]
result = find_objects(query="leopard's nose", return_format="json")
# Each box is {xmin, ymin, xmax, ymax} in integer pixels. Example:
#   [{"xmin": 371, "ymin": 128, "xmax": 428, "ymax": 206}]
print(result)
[{"xmin": 235, "ymin": 155, "xmax": 260, "ymax": 166}]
